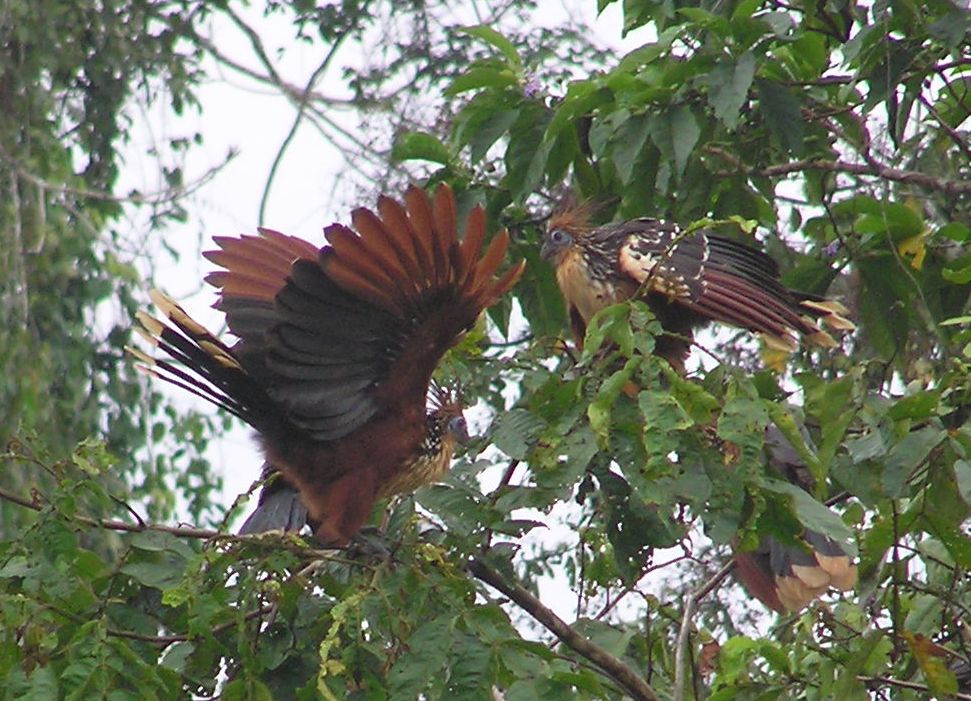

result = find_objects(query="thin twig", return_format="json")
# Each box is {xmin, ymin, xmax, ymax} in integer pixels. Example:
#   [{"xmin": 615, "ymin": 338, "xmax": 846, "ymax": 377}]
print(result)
[
  {"xmin": 859, "ymin": 674, "xmax": 971, "ymax": 699},
  {"xmin": 0, "ymin": 484, "xmax": 221, "ymax": 538},
  {"xmin": 0, "ymin": 143, "xmax": 234, "ymax": 206},
  {"xmin": 673, "ymin": 559, "xmax": 736, "ymax": 701},
  {"xmin": 467, "ymin": 556, "xmax": 661, "ymax": 701}
]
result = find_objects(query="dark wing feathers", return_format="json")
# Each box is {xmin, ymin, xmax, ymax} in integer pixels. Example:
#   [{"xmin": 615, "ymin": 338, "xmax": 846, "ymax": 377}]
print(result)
[
  {"xmin": 618, "ymin": 223, "xmax": 843, "ymax": 350},
  {"xmin": 135, "ymin": 184, "xmax": 524, "ymax": 446}
]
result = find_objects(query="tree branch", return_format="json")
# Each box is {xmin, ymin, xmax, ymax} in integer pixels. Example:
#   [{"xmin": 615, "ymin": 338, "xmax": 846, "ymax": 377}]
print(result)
[
  {"xmin": 859, "ymin": 674, "xmax": 971, "ymax": 700},
  {"xmin": 467, "ymin": 556, "xmax": 661, "ymax": 701},
  {"xmin": 0, "ymin": 483, "xmax": 220, "ymax": 539},
  {"xmin": 673, "ymin": 559, "xmax": 735, "ymax": 701},
  {"xmin": 705, "ymin": 146, "xmax": 971, "ymax": 195}
]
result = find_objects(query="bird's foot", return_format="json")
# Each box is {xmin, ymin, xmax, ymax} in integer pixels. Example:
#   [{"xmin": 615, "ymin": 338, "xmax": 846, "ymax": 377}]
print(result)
[{"xmin": 344, "ymin": 526, "xmax": 394, "ymax": 560}]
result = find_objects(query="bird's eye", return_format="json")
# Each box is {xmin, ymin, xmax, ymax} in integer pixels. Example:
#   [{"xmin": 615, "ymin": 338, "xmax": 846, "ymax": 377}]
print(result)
[
  {"xmin": 550, "ymin": 229, "xmax": 572, "ymax": 245},
  {"xmin": 447, "ymin": 415, "xmax": 469, "ymax": 440}
]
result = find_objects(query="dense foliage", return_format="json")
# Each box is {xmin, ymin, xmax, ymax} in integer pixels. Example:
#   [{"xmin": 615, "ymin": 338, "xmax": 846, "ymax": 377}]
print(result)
[{"xmin": 1, "ymin": 1, "xmax": 970, "ymax": 699}]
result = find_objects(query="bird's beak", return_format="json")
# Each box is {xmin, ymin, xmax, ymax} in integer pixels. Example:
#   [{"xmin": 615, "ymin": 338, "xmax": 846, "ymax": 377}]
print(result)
[{"xmin": 539, "ymin": 238, "xmax": 554, "ymax": 262}]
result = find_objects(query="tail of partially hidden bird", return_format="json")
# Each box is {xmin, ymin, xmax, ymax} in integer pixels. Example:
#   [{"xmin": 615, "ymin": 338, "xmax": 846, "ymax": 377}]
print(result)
[{"xmin": 733, "ymin": 424, "xmax": 858, "ymax": 613}]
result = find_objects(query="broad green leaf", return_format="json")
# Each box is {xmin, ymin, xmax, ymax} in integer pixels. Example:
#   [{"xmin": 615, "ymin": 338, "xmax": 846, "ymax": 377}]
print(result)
[
  {"xmin": 459, "ymin": 26, "xmax": 522, "ymax": 70},
  {"xmin": 491, "ymin": 408, "xmax": 546, "ymax": 460},
  {"xmin": 447, "ymin": 66, "xmax": 520, "ymax": 95},
  {"xmin": 938, "ymin": 221, "xmax": 970, "ymax": 241},
  {"xmin": 886, "ymin": 390, "xmax": 940, "ymax": 420},
  {"xmin": 904, "ymin": 632, "xmax": 960, "ymax": 697},
  {"xmin": 615, "ymin": 30, "xmax": 677, "ymax": 72},
  {"xmin": 388, "ymin": 615, "xmax": 454, "ymax": 698},
  {"xmin": 855, "ymin": 203, "xmax": 924, "ymax": 241},
  {"xmin": 612, "ymin": 112, "xmax": 652, "ymax": 183},
  {"xmin": 955, "ymin": 459, "xmax": 971, "ymax": 506},
  {"xmin": 662, "ymin": 365, "xmax": 719, "ymax": 424},
  {"xmin": 589, "ymin": 359, "xmax": 639, "ymax": 442},
  {"xmin": 391, "ymin": 131, "xmax": 452, "ymax": 165},
  {"xmin": 756, "ymin": 78, "xmax": 804, "ymax": 155},
  {"xmin": 159, "ymin": 641, "xmax": 195, "ymax": 673},
  {"xmin": 572, "ymin": 618, "xmax": 634, "ymax": 658},
  {"xmin": 882, "ymin": 426, "xmax": 947, "ymax": 497},
  {"xmin": 763, "ymin": 479, "xmax": 857, "ymax": 555},
  {"xmin": 648, "ymin": 106, "xmax": 700, "ymax": 179},
  {"xmin": 705, "ymin": 51, "xmax": 756, "ymax": 129},
  {"xmin": 943, "ymin": 257, "xmax": 971, "ymax": 284}
]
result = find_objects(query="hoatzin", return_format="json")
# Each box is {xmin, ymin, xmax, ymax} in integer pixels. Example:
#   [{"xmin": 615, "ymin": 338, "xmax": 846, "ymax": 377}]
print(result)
[
  {"xmin": 541, "ymin": 209, "xmax": 857, "ymax": 611},
  {"xmin": 130, "ymin": 185, "xmax": 524, "ymax": 545},
  {"xmin": 540, "ymin": 212, "xmax": 854, "ymax": 368}
]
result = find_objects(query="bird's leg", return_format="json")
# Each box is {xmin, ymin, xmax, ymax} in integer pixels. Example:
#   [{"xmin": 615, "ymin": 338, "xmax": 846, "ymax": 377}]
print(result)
[{"xmin": 343, "ymin": 525, "xmax": 394, "ymax": 560}]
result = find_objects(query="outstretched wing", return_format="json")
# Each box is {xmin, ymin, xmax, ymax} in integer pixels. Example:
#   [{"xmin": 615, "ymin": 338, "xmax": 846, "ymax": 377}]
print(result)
[
  {"xmin": 203, "ymin": 184, "xmax": 524, "ymax": 442},
  {"xmin": 615, "ymin": 219, "xmax": 853, "ymax": 351}
]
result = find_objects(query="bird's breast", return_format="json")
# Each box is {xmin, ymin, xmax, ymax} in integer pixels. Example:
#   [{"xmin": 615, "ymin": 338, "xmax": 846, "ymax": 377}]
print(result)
[{"xmin": 556, "ymin": 252, "xmax": 634, "ymax": 323}]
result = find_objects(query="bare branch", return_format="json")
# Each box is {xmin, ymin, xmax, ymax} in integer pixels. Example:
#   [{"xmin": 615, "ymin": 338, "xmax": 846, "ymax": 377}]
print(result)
[
  {"xmin": 673, "ymin": 559, "xmax": 735, "ymax": 701},
  {"xmin": 0, "ymin": 144, "xmax": 235, "ymax": 207}
]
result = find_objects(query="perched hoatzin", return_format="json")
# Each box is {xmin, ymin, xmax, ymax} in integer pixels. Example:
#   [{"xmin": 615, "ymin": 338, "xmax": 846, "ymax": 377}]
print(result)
[
  {"xmin": 540, "ymin": 211, "xmax": 854, "ymax": 368},
  {"xmin": 130, "ymin": 185, "xmax": 524, "ymax": 545},
  {"xmin": 541, "ymin": 209, "xmax": 857, "ymax": 611}
]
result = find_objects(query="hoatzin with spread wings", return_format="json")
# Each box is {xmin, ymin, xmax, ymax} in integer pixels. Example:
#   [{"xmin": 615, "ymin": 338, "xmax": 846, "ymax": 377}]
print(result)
[
  {"xmin": 130, "ymin": 185, "xmax": 524, "ymax": 545},
  {"xmin": 541, "ymin": 208, "xmax": 857, "ymax": 612}
]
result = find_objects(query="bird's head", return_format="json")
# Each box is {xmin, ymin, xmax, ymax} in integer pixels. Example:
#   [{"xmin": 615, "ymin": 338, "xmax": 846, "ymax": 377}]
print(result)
[
  {"xmin": 427, "ymin": 382, "xmax": 469, "ymax": 446},
  {"xmin": 541, "ymin": 207, "xmax": 594, "ymax": 266}
]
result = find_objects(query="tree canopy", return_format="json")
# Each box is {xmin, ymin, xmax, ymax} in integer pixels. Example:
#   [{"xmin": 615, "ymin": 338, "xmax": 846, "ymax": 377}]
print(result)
[{"xmin": 1, "ymin": 1, "xmax": 970, "ymax": 700}]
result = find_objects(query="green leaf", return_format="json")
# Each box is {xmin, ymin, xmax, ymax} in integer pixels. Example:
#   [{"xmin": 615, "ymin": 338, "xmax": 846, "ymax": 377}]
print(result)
[
  {"xmin": 589, "ymin": 359, "xmax": 639, "ymax": 442},
  {"xmin": 611, "ymin": 112, "xmax": 652, "ymax": 183},
  {"xmin": 571, "ymin": 619, "xmax": 634, "ymax": 658},
  {"xmin": 648, "ymin": 107, "xmax": 699, "ymax": 179},
  {"xmin": 459, "ymin": 26, "xmax": 522, "ymax": 70},
  {"xmin": 756, "ymin": 78, "xmax": 804, "ymax": 155},
  {"xmin": 447, "ymin": 66, "xmax": 520, "ymax": 96},
  {"xmin": 886, "ymin": 390, "xmax": 940, "ymax": 420},
  {"xmin": 882, "ymin": 426, "xmax": 947, "ymax": 498},
  {"xmin": 943, "ymin": 258, "xmax": 971, "ymax": 284},
  {"xmin": 388, "ymin": 615, "xmax": 454, "ymax": 698},
  {"xmin": 763, "ymin": 479, "xmax": 857, "ymax": 555},
  {"xmin": 160, "ymin": 641, "xmax": 195, "ymax": 673},
  {"xmin": 938, "ymin": 221, "xmax": 970, "ymax": 241},
  {"xmin": 855, "ymin": 203, "xmax": 924, "ymax": 241},
  {"xmin": 615, "ymin": 31, "xmax": 676, "ymax": 72},
  {"xmin": 222, "ymin": 678, "xmax": 273, "ymax": 701},
  {"xmin": 491, "ymin": 408, "xmax": 546, "ymax": 460},
  {"xmin": 955, "ymin": 459, "xmax": 971, "ymax": 507},
  {"xmin": 391, "ymin": 131, "xmax": 452, "ymax": 165},
  {"xmin": 120, "ymin": 560, "xmax": 184, "ymax": 590},
  {"xmin": 705, "ymin": 51, "xmax": 756, "ymax": 129},
  {"xmin": 662, "ymin": 365, "xmax": 719, "ymax": 424}
]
